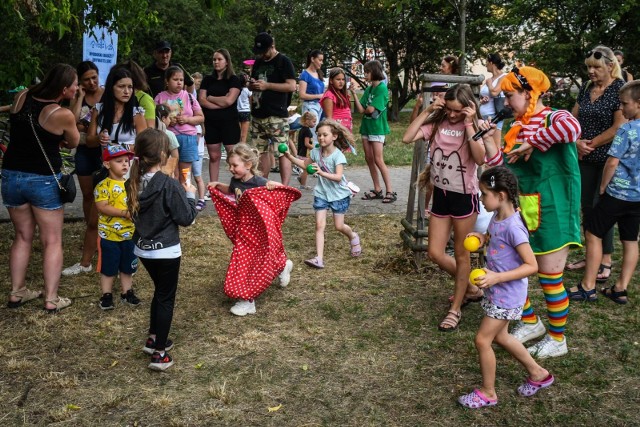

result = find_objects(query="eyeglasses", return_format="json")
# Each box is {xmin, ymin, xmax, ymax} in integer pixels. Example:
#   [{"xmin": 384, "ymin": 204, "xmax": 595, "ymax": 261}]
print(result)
[
  {"xmin": 511, "ymin": 66, "xmax": 533, "ymax": 91},
  {"xmin": 586, "ymin": 50, "xmax": 614, "ymax": 62}
]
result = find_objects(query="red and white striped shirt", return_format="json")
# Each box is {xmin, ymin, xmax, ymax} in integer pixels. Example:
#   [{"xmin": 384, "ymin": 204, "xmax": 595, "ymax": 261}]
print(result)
[{"xmin": 486, "ymin": 108, "xmax": 581, "ymax": 167}]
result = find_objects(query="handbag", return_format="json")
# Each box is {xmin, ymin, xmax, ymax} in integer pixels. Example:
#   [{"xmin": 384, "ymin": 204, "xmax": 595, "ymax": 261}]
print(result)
[{"xmin": 29, "ymin": 114, "xmax": 77, "ymax": 204}]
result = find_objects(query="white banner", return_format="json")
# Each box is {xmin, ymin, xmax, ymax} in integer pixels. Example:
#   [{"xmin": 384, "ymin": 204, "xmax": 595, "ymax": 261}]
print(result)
[{"xmin": 82, "ymin": 27, "xmax": 118, "ymax": 86}]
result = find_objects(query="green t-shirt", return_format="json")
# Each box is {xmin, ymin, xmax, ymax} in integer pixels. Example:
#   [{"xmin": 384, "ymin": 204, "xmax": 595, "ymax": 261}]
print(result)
[
  {"xmin": 359, "ymin": 82, "xmax": 390, "ymax": 136},
  {"xmin": 136, "ymin": 90, "xmax": 156, "ymax": 122}
]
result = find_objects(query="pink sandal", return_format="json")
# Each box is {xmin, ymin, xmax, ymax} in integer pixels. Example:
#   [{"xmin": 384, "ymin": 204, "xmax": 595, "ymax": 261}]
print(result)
[
  {"xmin": 350, "ymin": 233, "xmax": 361, "ymax": 257},
  {"xmin": 458, "ymin": 389, "xmax": 498, "ymax": 408},
  {"xmin": 304, "ymin": 257, "xmax": 324, "ymax": 269},
  {"xmin": 517, "ymin": 374, "xmax": 554, "ymax": 397}
]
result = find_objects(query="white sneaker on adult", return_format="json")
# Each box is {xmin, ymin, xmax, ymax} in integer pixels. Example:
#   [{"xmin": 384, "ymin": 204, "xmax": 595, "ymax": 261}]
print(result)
[
  {"xmin": 230, "ymin": 300, "xmax": 256, "ymax": 316},
  {"xmin": 510, "ymin": 317, "xmax": 546, "ymax": 344},
  {"xmin": 62, "ymin": 262, "xmax": 92, "ymax": 276},
  {"xmin": 278, "ymin": 259, "xmax": 293, "ymax": 288},
  {"xmin": 527, "ymin": 334, "xmax": 568, "ymax": 359}
]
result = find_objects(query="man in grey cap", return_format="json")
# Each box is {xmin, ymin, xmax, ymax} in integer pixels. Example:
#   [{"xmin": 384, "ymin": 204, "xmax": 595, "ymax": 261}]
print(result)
[
  {"xmin": 144, "ymin": 41, "xmax": 194, "ymax": 97},
  {"xmin": 249, "ymin": 32, "xmax": 297, "ymax": 185}
]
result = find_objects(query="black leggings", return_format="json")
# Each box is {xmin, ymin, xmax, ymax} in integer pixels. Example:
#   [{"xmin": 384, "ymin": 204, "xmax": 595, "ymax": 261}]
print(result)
[{"xmin": 140, "ymin": 257, "xmax": 181, "ymax": 351}]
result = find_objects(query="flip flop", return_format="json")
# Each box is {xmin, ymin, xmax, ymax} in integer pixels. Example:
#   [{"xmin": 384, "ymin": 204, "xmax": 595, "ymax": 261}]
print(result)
[
  {"xmin": 596, "ymin": 264, "xmax": 612, "ymax": 283},
  {"xmin": 517, "ymin": 374, "xmax": 554, "ymax": 397},
  {"xmin": 458, "ymin": 389, "xmax": 498, "ymax": 408},
  {"xmin": 565, "ymin": 259, "xmax": 586, "ymax": 271}
]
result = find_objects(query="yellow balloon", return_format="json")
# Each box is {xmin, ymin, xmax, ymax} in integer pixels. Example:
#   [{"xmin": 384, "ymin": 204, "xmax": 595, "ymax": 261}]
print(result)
[
  {"xmin": 469, "ymin": 268, "xmax": 485, "ymax": 285},
  {"xmin": 464, "ymin": 235, "xmax": 481, "ymax": 252}
]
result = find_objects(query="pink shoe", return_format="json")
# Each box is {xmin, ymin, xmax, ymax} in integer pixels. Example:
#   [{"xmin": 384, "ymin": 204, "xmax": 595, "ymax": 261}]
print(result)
[
  {"xmin": 304, "ymin": 257, "xmax": 324, "ymax": 269},
  {"xmin": 517, "ymin": 374, "xmax": 554, "ymax": 397},
  {"xmin": 458, "ymin": 389, "xmax": 498, "ymax": 408},
  {"xmin": 350, "ymin": 232, "xmax": 361, "ymax": 257}
]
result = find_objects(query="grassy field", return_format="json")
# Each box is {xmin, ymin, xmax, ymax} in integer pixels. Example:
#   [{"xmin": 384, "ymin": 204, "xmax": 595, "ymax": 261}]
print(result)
[{"xmin": 0, "ymin": 215, "xmax": 639, "ymax": 426}]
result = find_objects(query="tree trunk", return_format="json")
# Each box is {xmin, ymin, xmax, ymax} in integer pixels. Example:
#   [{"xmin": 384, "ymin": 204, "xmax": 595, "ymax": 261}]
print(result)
[{"xmin": 459, "ymin": 0, "xmax": 466, "ymax": 75}]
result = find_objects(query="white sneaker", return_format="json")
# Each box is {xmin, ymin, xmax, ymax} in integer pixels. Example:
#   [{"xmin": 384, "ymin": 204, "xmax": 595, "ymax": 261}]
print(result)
[
  {"xmin": 230, "ymin": 300, "xmax": 256, "ymax": 316},
  {"xmin": 278, "ymin": 259, "xmax": 293, "ymax": 288},
  {"xmin": 527, "ymin": 334, "xmax": 568, "ymax": 359},
  {"xmin": 204, "ymin": 194, "xmax": 212, "ymax": 201},
  {"xmin": 510, "ymin": 317, "xmax": 546, "ymax": 344},
  {"xmin": 62, "ymin": 262, "xmax": 92, "ymax": 276}
]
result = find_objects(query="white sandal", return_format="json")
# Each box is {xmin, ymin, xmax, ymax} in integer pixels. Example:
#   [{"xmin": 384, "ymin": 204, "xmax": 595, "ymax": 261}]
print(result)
[{"xmin": 44, "ymin": 296, "xmax": 72, "ymax": 313}]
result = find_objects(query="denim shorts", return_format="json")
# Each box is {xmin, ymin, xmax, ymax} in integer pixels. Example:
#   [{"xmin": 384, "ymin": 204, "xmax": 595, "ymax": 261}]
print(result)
[
  {"xmin": 192, "ymin": 154, "xmax": 203, "ymax": 178},
  {"xmin": 98, "ymin": 238, "xmax": 139, "ymax": 277},
  {"xmin": 313, "ymin": 195, "xmax": 351, "ymax": 214},
  {"xmin": 75, "ymin": 145, "xmax": 103, "ymax": 176},
  {"xmin": 176, "ymin": 134, "xmax": 199, "ymax": 162},
  {"xmin": 1, "ymin": 169, "xmax": 63, "ymax": 210}
]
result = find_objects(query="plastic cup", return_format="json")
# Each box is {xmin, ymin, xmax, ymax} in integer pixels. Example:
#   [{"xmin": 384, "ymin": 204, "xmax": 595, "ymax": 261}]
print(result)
[
  {"xmin": 181, "ymin": 167, "xmax": 191, "ymax": 182},
  {"xmin": 464, "ymin": 235, "xmax": 481, "ymax": 252},
  {"xmin": 469, "ymin": 268, "xmax": 485, "ymax": 285},
  {"xmin": 306, "ymin": 164, "xmax": 317, "ymax": 174},
  {"xmin": 278, "ymin": 143, "xmax": 289, "ymax": 153}
]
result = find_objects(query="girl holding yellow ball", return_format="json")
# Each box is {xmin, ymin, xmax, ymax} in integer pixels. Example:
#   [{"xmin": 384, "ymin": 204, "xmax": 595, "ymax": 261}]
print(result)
[{"xmin": 458, "ymin": 166, "xmax": 554, "ymax": 408}]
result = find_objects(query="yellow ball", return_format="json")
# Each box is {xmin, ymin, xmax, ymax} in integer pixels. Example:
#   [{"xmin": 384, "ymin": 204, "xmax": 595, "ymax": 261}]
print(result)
[
  {"xmin": 469, "ymin": 268, "xmax": 485, "ymax": 285},
  {"xmin": 464, "ymin": 235, "xmax": 481, "ymax": 252}
]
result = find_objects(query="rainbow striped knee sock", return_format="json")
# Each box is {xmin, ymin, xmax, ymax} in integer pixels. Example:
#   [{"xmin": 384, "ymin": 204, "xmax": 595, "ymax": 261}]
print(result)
[{"xmin": 539, "ymin": 271, "xmax": 569, "ymax": 341}]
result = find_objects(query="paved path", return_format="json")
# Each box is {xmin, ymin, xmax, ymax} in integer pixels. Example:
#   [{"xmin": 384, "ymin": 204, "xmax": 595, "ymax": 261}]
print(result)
[{"xmin": 0, "ymin": 165, "xmax": 413, "ymax": 221}]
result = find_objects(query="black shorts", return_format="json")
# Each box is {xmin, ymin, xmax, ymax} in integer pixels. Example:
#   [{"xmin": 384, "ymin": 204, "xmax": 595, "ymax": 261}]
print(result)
[
  {"xmin": 586, "ymin": 192, "xmax": 640, "ymax": 241},
  {"xmin": 75, "ymin": 145, "xmax": 103, "ymax": 176},
  {"xmin": 238, "ymin": 112, "xmax": 251, "ymax": 123},
  {"xmin": 204, "ymin": 119, "xmax": 240, "ymax": 145},
  {"xmin": 429, "ymin": 186, "xmax": 479, "ymax": 218}
]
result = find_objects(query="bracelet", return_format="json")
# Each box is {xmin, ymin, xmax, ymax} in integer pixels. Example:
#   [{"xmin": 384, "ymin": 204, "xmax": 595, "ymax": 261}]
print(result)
[{"xmin": 464, "ymin": 122, "xmax": 474, "ymax": 127}]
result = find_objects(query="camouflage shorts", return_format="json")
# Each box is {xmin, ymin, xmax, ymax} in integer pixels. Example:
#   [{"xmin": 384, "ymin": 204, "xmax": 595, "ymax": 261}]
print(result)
[{"xmin": 250, "ymin": 116, "xmax": 290, "ymax": 158}]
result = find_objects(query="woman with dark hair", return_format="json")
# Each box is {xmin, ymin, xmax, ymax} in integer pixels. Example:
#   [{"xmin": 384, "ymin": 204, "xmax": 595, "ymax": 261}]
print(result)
[
  {"xmin": 198, "ymin": 48, "xmax": 242, "ymax": 184},
  {"xmin": 2, "ymin": 64, "xmax": 80, "ymax": 312},
  {"xmin": 440, "ymin": 55, "xmax": 459, "ymax": 75},
  {"xmin": 87, "ymin": 67, "xmax": 147, "ymax": 150},
  {"xmin": 565, "ymin": 46, "xmax": 626, "ymax": 283},
  {"xmin": 62, "ymin": 61, "xmax": 105, "ymax": 276},
  {"xmin": 117, "ymin": 60, "xmax": 156, "ymax": 128},
  {"xmin": 299, "ymin": 49, "xmax": 325, "ymax": 137}
]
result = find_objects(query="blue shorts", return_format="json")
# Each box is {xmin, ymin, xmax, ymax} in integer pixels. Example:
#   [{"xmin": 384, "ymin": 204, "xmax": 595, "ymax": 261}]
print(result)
[
  {"xmin": 75, "ymin": 145, "xmax": 103, "ymax": 176},
  {"xmin": 176, "ymin": 134, "xmax": 199, "ymax": 163},
  {"xmin": 192, "ymin": 154, "xmax": 203, "ymax": 178},
  {"xmin": 1, "ymin": 169, "xmax": 62, "ymax": 210},
  {"xmin": 98, "ymin": 238, "xmax": 138, "ymax": 277},
  {"xmin": 313, "ymin": 195, "xmax": 351, "ymax": 214}
]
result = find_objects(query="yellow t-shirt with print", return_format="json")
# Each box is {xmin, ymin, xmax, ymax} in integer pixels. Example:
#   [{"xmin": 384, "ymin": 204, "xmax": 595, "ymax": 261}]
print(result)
[{"xmin": 94, "ymin": 177, "xmax": 135, "ymax": 242}]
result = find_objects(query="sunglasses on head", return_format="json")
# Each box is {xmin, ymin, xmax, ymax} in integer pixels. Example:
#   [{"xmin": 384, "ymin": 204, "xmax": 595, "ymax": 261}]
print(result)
[
  {"xmin": 586, "ymin": 50, "xmax": 614, "ymax": 62},
  {"xmin": 511, "ymin": 66, "xmax": 533, "ymax": 91}
]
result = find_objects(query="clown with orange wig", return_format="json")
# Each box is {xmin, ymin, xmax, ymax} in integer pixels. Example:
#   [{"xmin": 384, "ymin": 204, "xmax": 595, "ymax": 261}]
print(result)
[{"xmin": 480, "ymin": 66, "xmax": 582, "ymax": 359}]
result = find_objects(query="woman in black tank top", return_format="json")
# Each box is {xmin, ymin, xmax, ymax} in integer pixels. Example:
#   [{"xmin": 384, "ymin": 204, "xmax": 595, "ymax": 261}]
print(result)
[{"xmin": 2, "ymin": 63, "xmax": 80, "ymax": 313}]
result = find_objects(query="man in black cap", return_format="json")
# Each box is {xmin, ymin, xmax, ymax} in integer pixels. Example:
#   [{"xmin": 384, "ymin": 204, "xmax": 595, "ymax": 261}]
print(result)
[
  {"xmin": 249, "ymin": 32, "xmax": 297, "ymax": 185},
  {"xmin": 144, "ymin": 41, "xmax": 194, "ymax": 98}
]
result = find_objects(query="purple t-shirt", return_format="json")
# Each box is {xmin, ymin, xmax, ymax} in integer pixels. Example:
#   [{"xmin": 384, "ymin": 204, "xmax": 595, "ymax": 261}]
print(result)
[{"xmin": 484, "ymin": 212, "xmax": 530, "ymax": 309}]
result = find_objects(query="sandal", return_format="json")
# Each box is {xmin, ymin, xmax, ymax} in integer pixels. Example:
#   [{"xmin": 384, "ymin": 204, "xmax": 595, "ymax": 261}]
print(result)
[
  {"xmin": 350, "ymin": 232, "xmax": 362, "ymax": 257},
  {"xmin": 567, "ymin": 282, "xmax": 597, "ymax": 302},
  {"xmin": 44, "ymin": 296, "xmax": 72, "ymax": 313},
  {"xmin": 195, "ymin": 199, "xmax": 206, "ymax": 212},
  {"xmin": 438, "ymin": 310, "xmax": 461, "ymax": 332},
  {"xmin": 304, "ymin": 256, "xmax": 324, "ymax": 269},
  {"xmin": 382, "ymin": 191, "xmax": 397, "ymax": 204},
  {"xmin": 596, "ymin": 264, "xmax": 612, "ymax": 283},
  {"xmin": 361, "ymin": 189, "xmax": 383, "ymax": 200},
  {"xmin": 517, "ymin": 374, "xmax": 554, "ymax": 397},
  {"xmin": 600, "ymin": 285, "xmax": 628, "ymax": 305},
  {"xmin": 565, "ymin": 259, "xmax": 586, "ymax": 271},
  {"xmin": 448, "ymin": 288, "xmax": 484, "ymax": 307},
  {"xmin": 458, "ymin": 389, "xmax": 497, "ymax": 408},
  {"xmin": 7, "ymin": 287, "xmax": 42, "ymax": 308}
]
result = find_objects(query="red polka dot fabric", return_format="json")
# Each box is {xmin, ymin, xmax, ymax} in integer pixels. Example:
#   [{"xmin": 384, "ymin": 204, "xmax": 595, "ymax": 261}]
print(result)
[{"xmin": 209, "ymin": 186, "xmax": 302, "ymax": 300}]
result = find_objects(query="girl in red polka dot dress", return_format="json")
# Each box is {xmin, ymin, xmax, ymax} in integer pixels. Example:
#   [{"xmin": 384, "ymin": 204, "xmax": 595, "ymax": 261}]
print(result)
[
  {"xmin": 283, "ymin": 119, "xmax": 361, "ymax": 269},
  {"xmin": 208, "ymin": 143, "xmax": 296, "ymax": 316}
]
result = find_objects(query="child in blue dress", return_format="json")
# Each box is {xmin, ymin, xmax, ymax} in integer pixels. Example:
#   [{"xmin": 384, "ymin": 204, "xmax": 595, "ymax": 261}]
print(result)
[{"xmin": 458, "ymin": 166, "xmax": 554, "ymax": 408}]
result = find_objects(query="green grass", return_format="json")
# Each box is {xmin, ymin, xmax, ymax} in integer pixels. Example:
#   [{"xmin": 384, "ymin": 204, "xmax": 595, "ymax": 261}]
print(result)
[{"xmin": 0, "ymin": 215, "xmax": 638, "ymax": 425}]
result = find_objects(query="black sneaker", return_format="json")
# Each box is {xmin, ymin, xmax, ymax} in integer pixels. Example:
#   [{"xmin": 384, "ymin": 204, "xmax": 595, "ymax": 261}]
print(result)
[
  {"xmin": 121, "ymin": 289, "xmax": 141, "ymax": 306},
  {"xmin": 142, "ymin": 337, "xmax": 174, "ymax": 355},
  {"xmin": 99, "ymin": 293, "xmax": 115, "ymax": 311},
  {"xmin": 148, "ymin": 351, "xmax": 174, "ymax": 371}
]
